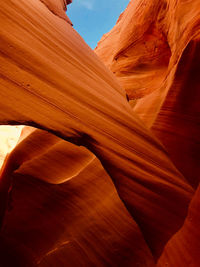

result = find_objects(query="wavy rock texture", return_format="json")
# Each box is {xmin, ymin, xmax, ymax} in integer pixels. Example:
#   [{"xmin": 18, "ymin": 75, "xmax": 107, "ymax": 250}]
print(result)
[
  {"xmin": 1, "ymin": 157, "xmax": 155, "ymax": 267},
  {"xmin": 0, "ymin": 129, "xmax": 155, "ymax": 266},
  {"xmin": 152, "ymin": 40, "xmax": 200, "ymax": 188},
  {"xmin": 158, "ymin": 183, "xmax": 200, "ymax": 267},
  {"xmin": 95, "ymin": 0, "xmax": 172, "ymax": 101},
  {"xmin": 5, "ymin": 128, "xmax": 95, "ymax": 184},
  {"xmin": 0, "ymin": 0, "xmax": 198, "ymax": 266},
  {"xmin": 95, "ymin": 0, "xmax": 200, "ymax": 187},
  {"xmin": 95, "ymin": 0, "xmax": 200, "ymax": 265}
]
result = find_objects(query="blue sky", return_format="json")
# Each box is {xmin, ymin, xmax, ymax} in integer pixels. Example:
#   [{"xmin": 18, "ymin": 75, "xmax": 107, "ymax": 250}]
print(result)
[{"xmin": 67, "ymin": 0, "xmax": 130, "ymax": 49}]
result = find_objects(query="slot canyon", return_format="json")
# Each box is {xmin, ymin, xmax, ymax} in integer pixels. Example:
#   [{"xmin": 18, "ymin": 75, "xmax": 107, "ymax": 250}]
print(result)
[{"xmin": 0, "ymin": 0, "xmax": 199, "ymax": 266}]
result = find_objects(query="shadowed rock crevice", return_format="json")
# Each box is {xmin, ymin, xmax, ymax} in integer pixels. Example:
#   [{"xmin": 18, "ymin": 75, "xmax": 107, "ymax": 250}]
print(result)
[{"xmin": 152, "ymin": 40, "xmax": 200, "ymax": 188}]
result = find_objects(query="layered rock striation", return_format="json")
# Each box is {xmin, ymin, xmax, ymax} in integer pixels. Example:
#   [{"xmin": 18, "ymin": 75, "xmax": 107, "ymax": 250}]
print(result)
[
  {"xmin": 0, "ymin": 0, "xmax": 199, "ymax": 266},
  {"xmin": 95, "ymin": 0, "xmax": 200, "ymax": 188}
]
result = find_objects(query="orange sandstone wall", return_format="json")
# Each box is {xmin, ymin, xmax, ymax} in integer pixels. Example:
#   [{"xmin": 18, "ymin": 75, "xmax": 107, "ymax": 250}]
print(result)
[
  {"xmin": 95, "ymin": 0, "xmax": 200, "ymax": 188},
  {"xmin": 0, "ymin": 0, "xmax": 199, "ymax": 266}
]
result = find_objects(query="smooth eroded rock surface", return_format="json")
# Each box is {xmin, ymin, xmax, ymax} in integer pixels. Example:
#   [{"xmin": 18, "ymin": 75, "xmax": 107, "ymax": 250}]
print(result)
[
  {"xmin": 95, "ymin": 0, "xmax": 200, "ymax": 187},
  {"xmin": 0, "ymin": 0, "xmax": 199, "ymax": 266}
]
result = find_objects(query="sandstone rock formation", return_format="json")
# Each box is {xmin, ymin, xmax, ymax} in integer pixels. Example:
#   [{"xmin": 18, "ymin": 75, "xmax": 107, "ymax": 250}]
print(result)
[
  {"xmin": 95, "ymin": 0, "xmax": 200, "ymax": 189},
  {"xmin": 0, "ymin": 0, "xmax": 199, "ymax": 266},
  {"xmin": 158, "ymin": 183, "xmax": 200, "ymax": 267},
  {"xmin": 1, "ymin": 154, "xmax": 155, "ymax": 267},
  {"xmin": 40, "ymin": 0, "xmax": 73, "ymax": 24}
]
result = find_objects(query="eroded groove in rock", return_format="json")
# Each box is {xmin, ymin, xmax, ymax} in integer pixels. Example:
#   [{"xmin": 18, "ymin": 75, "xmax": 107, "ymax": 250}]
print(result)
[{"xmin": 0, "ymin": 0, "xmax": 194, "ymax": 260}]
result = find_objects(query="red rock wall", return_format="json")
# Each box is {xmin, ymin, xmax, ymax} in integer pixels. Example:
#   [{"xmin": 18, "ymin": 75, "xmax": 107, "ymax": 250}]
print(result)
[
  {"xmin": 95, "ymin": 0, "xmax": 200, "ymax": 188},
  {"xmin": 158, "ymin": 183, "xmax": 200, "ymax": 267},
  {"xmin": 0, "ymin": 0, "xmax": 199, "ymax": 266},
  {"xmin": 95, "ymin": 0, "xmax": 200, "ymax": 265},
  {"xmin": 152, "ymin": 40, "xmax": 200, "ymax": 188}
]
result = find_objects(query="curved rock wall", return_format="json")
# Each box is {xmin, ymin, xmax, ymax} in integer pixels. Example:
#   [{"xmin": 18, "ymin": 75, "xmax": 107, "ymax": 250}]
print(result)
[
  {"xmin": 95, "ymin": 0, "xmax": 200, "ymax": 188},
  {"xmin": 158, "ymin": 183, "xmax": 200, "ymax": 267},
  {"xmin": 0, "ymin": 0, "xmax": 199, "ymax": 266},
  {"xmin": 95, "ymin": 0, "xmax": 200, "ymax": 265}
]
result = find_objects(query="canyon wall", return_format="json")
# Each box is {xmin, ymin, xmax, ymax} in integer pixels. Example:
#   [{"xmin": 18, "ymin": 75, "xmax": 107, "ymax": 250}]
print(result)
[
  {"xmin": 95, "ymin": 0, "xmax": 200, "ymax": 265},
  {"xmin": 0, "ymin": 0, "xmax": 199, "ymax": 266},
  {"xmin": 95, "ymin": 0, "xmax": 200, "ymax": 187}
]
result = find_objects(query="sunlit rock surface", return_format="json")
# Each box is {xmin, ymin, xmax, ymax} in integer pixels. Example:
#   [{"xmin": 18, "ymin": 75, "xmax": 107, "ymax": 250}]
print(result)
[
  {"xmin": 0, "ymin": 126, "xmax": 23, "ymax": 168},
  {"xmin": 0, "ymin": 0, "xmax": 199, "ymax": 266},
  {"xmin": 40, "ymin": 0, "xmax": 73, "ymax": 25}
]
